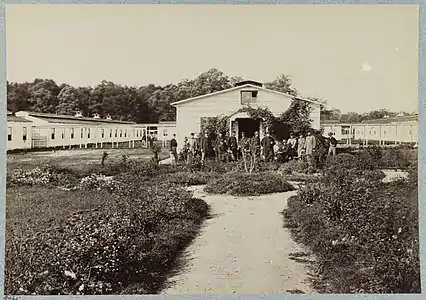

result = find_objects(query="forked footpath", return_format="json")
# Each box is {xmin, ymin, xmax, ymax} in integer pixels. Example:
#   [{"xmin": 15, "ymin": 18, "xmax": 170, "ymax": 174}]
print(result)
[{"xmin": 162, "ymin": 185, "xmax": 314, "ymax": 294}]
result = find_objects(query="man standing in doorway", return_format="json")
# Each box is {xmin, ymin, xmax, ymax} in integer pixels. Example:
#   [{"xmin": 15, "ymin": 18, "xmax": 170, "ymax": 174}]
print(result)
[
  {"xmin": 170, "ymin": 134, "xmax": 178, "ymax": 162},
  {"xmin": 328, "ymin": 132, "xmax": 337, "ymax": 156},
  {"xmin": 261, "ymin": 132, "xmax": 276, "ymax": 162},
  {"xmin": 228, "ymin": 131, "xmax": 238, "ymax": 161}
]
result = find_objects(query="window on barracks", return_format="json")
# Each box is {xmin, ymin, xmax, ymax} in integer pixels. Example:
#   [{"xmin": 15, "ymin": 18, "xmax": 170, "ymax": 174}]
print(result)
[
  {"xmin": 51, "ymin": 128, "xmax": 56, "ymax": 140},
  {"xmin": 341, "ymin": 126, "xmax": 350, "ymax": 135},
  {"xmin": 101, "ymin": 129, "xmax": 105, "ymax": 138},
  {"xmin": 120, "ymin": 129, "xmax": 122, "ymax": 138},
  {"xmin": 8, "ymin": 127, "xmax": 12, "ymax": 141},
  {"xmin": 124, "ymin": 129, "xmax": 127, "ymax": 137},
  {"xmin": 88, "ymin": 128, "xmax": 91, "ymax": 138},
  {"xmin": 81, "ymin": 128, "xmax": 84, "ymax": 139},
  {"xmin": 71, "ymin": 128, "xmax": 74, "ymax": 139},
  {"xmin": 23, "ymin": 127, "xmax": 27, "ymax": 141},
  {"xmin": 115, "ymin": 129, "xmax": 118, "ymax": 138}
]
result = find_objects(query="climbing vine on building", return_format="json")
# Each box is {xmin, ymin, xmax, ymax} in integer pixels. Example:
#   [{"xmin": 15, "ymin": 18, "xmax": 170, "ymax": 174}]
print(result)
[{"xmin": 200, "ymin": 99, "xmax": 315, "ymax": 139}]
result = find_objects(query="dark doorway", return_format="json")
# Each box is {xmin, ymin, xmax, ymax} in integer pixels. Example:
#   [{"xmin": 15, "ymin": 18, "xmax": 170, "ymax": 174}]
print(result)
[{"xmin": 238, "ymin": 118, "xmax": 260, "ymax": 138}]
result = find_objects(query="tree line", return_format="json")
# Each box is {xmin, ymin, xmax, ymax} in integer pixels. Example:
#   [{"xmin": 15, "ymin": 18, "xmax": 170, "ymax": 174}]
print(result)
[{"xmin": 7, "ymin": 67, "xmax": 409, "ymax": 124}]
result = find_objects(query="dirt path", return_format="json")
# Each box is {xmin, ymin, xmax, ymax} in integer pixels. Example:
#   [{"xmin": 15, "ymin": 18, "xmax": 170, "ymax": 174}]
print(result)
[{"xmin": 161, "ymin": 185, "xmax": 314, "ymax": 295}]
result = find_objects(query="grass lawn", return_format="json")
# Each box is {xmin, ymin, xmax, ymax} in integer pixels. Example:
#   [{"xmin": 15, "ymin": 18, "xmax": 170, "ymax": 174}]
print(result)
[
  {"xmin": 6, "ymin": 186, "xmax": 111, "ymax": 241},
  {"xmin": 7, "ymin": 147, "xmax": 169, "ymax": 173}
]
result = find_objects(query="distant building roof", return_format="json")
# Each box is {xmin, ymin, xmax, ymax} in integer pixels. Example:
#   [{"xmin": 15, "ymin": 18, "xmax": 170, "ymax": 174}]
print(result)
[
  {"xmin": 20, "ymin": 111, "xmax": 136, "ymax": 125},
  {"xmin": 7, "ymin": 115, "xmax": 32, "ymax": 123},
  {"xmin": 321, "ymin": 120, "xmax": 341, "ymax": 125},
  {"xmin": 360, "ymin": 114, "xmax": 418, "ymax": 124}
]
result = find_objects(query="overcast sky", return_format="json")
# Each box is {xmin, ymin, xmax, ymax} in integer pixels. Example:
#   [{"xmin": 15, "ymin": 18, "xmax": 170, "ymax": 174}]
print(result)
[{"xmin": 5, "ymin": 4, "xmax": 419, "ymax": 113}]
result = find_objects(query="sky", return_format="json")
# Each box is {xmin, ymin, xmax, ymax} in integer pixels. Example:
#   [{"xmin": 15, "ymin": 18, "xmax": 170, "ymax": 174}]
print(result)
[{"xmin": 5, "ymin": 4, "xmax": 419, "ymax": 114}]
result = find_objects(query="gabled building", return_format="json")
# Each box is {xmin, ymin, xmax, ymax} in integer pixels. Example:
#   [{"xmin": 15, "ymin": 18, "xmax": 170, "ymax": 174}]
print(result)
[{"xmin": 171, "ymin": 80, "xmax": 321, "ymax": 152}]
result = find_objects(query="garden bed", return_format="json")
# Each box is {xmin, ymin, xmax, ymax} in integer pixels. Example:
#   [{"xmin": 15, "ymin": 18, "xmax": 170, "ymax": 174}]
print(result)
[
  {"xmin": 282, "ymin": 160, "xmax": 420, "ymax": 293},
  {"xmin": 5, "ymin": 161, "xmax": 210, "ymax": 295},
  {"xmin": 204, "ymin": 171, "xmax": 295, "ymax": 196}
]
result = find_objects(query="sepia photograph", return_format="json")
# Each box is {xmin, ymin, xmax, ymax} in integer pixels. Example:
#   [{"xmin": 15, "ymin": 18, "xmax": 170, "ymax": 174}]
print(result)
[{"xmin": 3, "ymin": 3, "xmax": 421, "ymax": 295}]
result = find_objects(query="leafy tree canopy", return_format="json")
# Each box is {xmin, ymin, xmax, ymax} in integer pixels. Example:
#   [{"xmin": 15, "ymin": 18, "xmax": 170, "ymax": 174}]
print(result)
[{"xmin": 7, "ymin": 69, "xmax": 409, "ymax": 124}]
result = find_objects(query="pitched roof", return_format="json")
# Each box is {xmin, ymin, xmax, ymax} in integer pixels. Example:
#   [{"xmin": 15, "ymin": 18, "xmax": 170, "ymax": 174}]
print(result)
[
  {"xmin": 360, "ymin": 115, "xmax": 418, "ymax": 124},
  {"xmin": 170, "ymin": 84, "xmax": 320, "ymax": 106},
  {"xmin": 7, "ymin": 115, "xmax": 32, "ymax": 123},
  {"xmin": 21, "ymin": 111, "xmax": 136, "ymax": 125}
]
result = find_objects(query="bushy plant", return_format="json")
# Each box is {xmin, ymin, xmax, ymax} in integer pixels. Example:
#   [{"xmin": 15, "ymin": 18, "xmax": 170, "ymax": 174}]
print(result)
[
  {"xmin": 204, "ymin": 172, "xmax": 294, "ymax": 196},
  {"xmin": 278, "ymin": 159, "xmax": 310, "ymax": 175},
  {"xmin": 7, "ymin": 165, "xmax": 80, "ymax": 187},
  {"xmin": 79, "ymin": 174, "xmax": 119, "ymax": 191},
  {"xmin": 5, "ymin": 183, "xmax": 209, "ymax": 295},
  {"xmin": 283, "ymin": 166, "xmax": 420, "ymax": 293}
]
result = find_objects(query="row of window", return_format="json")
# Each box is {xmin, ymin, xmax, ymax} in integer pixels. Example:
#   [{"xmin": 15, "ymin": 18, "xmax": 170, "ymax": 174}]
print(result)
[
  {"xmin": 7, "ymin": 127, "xmax": 27, "ymax": 141},
  {"xmin": 49, "ymin": 128, "xmax": 146, "ymax": 140},
  {"xmin": 7, "ymin": 127, "xmax": 146, "ymax": 142},
  {"xmin": 329, "ymin": 125, "xmax": 415, "ymax": 137}
]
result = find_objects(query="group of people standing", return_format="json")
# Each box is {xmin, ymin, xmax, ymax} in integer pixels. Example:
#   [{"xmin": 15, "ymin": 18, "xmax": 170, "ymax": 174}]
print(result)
[{"xmin": 168, "ymin": 129, "xmax": 338, "ymax": 164}]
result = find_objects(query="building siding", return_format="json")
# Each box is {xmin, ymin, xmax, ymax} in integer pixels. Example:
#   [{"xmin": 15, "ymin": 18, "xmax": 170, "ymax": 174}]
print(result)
[
  {"xmin": 323, "ymin": 123, "xmax": 418, "ymax": 143},
  {"xmin": 7, "ymin": 121, "xmax": 32, "ymax": 150}
]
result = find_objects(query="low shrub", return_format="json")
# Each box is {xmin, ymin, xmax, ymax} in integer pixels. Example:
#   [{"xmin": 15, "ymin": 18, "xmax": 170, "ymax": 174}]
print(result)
[
  {"xmin": 283, "ymin": 166, "xmax": 420, "ymax": 293},
  {"xmin": 204, "ymin": 172, "xmax": 294, "ymax": 196},
  {"xmin": 278, "ymin": 159, "xmax": 310, "ymax": 175},
  {"xmin": 79, "ymin": 174, "xmax": 119, "ymax": 191},
  {"xmin": 5, "ymin": 183, "xmax": 209, "ymax": 295},
  {"xmin": 7, "ymin": 165, "xmax": 81, "ymax": 187}
]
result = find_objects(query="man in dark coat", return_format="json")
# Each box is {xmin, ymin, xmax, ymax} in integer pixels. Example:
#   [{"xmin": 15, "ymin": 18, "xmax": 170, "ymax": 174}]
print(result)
[
  {"xmin": 261, "ymin": 132, "xmax": 276, "ymax": 162},
  {"xmin": 328, "ymin": 132, "xmax": 338, "ymax": 156},
  {"xmin": 170, "ymin": 134, "xmax": 178, "ymax": 162},
  {"xmin": 200, "ymin": 131, "xmax": 210, "ymax": 162},
  {"xmin": 227, "ymin": 131, "xmax": 238, "ymax": 161}
]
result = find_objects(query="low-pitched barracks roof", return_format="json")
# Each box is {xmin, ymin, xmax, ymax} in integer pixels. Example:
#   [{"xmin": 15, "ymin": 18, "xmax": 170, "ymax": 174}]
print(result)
[
  {"xmin": 22, "ymin": 111, "xmax": 136, "ymax": 125},
  {"xmin": 7, "ymin": 115, "xmax": 32, "ymax": 123},
  {"xmin": 321, "ymin": 114, "xmax": 418, "ymax": 126}
]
